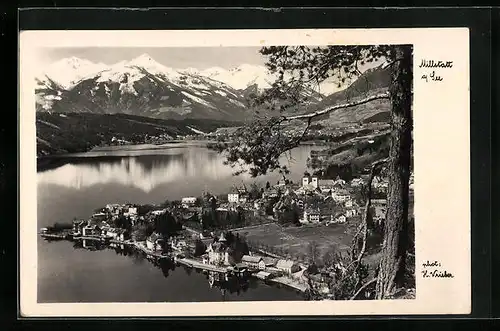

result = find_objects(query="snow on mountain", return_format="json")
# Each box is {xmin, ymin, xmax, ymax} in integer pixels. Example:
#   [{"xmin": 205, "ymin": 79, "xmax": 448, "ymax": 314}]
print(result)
[
  {"xmin": 36, "ymin": 56, "xmax": 108, "ymax": 90},
  {"xmin": 198, "ymin": 64, "xmax": 341, "ymax": 96},
  {"xmin": 201, "ymin": 64, "xmax": 274, "ymax": 90},
  {"xmin": 126, "ymin": 53, "xmax": 182, "ymax": 79},
  {"xmin": 36, "ymin": 54, "xmax": 252, "ymax": 121},
  {"xmin": 36, "ymin": 54, "xmax": 343, "ymax": 120}
]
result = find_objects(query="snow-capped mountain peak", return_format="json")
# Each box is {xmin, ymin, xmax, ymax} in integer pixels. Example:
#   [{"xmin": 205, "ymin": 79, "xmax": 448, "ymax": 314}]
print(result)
[
  {"xmin": 128, "ymin": 53, "xmax": 161, "ymax": 67},
  {"xmin": 200, "ymin": 64, "xmax": 274, "ymax": 90},
  {"xmin": 36, "ymin": 57, "xmax": 108, "ymax": 90}
]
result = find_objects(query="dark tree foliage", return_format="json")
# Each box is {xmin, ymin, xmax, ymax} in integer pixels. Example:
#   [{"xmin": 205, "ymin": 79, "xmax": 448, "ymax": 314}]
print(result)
[
  {"xmin": 114, "ymin": 215, "xmax": 132, "ymax": 231},
  {"xmin": 214, "ymin": 45, "xmax": 413, "ymax": 299},
  {"xmin": 214, "ymin": 45, "xmax": 393, "ymax": 178},
  {"xmin": 137, "ymin": 204, "xmax": 155, "ymax": 216},
  {"xmin": 194, "ymin": 239, "xmax": 207, "ymax": 257},
  {"xmin": 153, "ymin": 212, "xmax": 182, "ymax": 237},
  {"xmin": 200, "ymin": 209, "xmax": 245, "ymax": 230},
  {"xmin": 223, "ymin": 231, "xmax": 250, "ymax": 263}
]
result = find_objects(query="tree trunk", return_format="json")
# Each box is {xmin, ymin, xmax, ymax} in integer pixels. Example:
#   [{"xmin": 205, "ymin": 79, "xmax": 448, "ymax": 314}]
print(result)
[{"xmin": 375, "ymin": 45, "xmax": 413, "ymax": 299}]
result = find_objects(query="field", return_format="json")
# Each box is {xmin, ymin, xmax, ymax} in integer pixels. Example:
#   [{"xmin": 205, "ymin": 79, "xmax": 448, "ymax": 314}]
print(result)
[{"xmin": 234, "ymin": 223, "xmax": 354, "ymax": 261}]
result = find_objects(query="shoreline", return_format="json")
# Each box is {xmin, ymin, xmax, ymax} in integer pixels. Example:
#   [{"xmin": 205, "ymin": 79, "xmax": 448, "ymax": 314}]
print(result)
[{"xmin": 40, "ymin": 233, "xmax": 310, "ymax": 294}]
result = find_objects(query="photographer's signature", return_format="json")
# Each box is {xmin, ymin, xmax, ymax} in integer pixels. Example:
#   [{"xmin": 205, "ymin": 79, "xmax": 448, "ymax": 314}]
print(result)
[{"xmin": 421, "ymin": 260, "xmax": 454, "ymax": 279}]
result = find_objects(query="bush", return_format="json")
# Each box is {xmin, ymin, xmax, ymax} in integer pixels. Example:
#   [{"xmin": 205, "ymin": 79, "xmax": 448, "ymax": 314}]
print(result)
[{"xmin": 194, "ymin": 239, "xmax": 207, "ymax": 257}]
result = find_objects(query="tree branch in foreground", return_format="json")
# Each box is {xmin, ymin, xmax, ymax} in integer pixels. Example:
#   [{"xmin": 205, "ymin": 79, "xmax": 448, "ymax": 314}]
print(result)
[
  {"xmin": 350, "ymin": 277, "xmax": 377, "ymax": 300},
  {"xmin": 285, "ymin": 92, "xmax": 390, "ymax": 121},
  {"xmin": 353, "ymin": 158, "xmax": 388, "ymax": 269},
  {"xmin": 215, "ymin": 91, "xmax": 391, "ymax": 178}
]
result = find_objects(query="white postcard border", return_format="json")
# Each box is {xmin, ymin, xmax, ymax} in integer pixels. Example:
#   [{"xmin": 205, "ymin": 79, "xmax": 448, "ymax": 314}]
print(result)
[{"xmin": 19, "ymin": 27, "xmax": 471, "ymax": 317}]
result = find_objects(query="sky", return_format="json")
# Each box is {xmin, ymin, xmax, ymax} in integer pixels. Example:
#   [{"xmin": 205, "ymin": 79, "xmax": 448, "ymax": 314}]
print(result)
[{"xmin": 37, "ymin": 46, "xmax": 267, "ymax": 70}]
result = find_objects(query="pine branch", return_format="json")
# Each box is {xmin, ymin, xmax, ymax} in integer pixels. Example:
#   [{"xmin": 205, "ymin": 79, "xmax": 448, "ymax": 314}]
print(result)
[
  {"xmin": 350, "ymin": 277, "xmax": 377, "ymax": 300},
  {"xmin": 285, "ymin": 92, "xmax": 390, "ymax": 121},
  {"xmin": 349, "ymin": 158, "xmax": 388, "ymax": 270}
]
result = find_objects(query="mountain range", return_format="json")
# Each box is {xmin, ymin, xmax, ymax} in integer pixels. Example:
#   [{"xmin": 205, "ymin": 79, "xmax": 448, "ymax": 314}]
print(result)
[
  {"xmin": 35, "ymin": 54, "xmax": 392, "ymax": 157},
  {"xmin": 35, "ymin": 54, "xmax": 331, "ymax": 121}
]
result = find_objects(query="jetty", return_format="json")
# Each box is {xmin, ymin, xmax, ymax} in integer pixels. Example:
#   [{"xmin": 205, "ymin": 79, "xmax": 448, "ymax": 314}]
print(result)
[
  {"xmin": 133, "ymin": 241, "xmax": 170, "ymax": 259},
  {"xmin": 40, "ymin": 233, "xmax": 69, "ymax": 240},
  {"xmin": 176, "ymin": 257, "xmax": 228, "ymax": 274},
  {"xmin": 269, "ymin": 276, "xmax": 308, "ymax": 292}
]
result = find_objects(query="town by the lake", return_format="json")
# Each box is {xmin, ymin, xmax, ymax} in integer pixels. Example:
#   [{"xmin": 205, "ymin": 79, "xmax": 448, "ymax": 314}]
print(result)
[{"xmin": 40, "ymin": 158, "xmax": 415, "ymax": 301}]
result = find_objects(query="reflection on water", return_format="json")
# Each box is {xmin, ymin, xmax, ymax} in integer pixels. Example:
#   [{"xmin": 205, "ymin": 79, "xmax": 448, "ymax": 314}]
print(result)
[
  {"xmin": 37, "ymin": 144, "xmax": 314, "ymax": 302},
  {"xmin": 38, "ymin": 145, "xmax": 315, "ymax": 193},
  {"xmin": 38, "ymin": 238, "xmax": 303, "ymax": 302}
]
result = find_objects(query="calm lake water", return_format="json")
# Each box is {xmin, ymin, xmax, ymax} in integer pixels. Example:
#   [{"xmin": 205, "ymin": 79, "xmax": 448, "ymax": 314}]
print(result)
[{"xmin": 37, "ymin": 142, "xmax": 319, "ymax": 302}]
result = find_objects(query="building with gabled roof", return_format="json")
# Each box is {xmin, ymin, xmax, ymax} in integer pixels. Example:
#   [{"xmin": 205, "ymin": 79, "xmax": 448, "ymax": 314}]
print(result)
[
  {"xmin": 241, "ymin": 255, "xmax": 266, "ymax": 270},
  {"xmin": 228, "ymin": 186, "xmax": 240, "ymax": 203},
  {"xmin": 275, "ymin": 259, "xmax": 300, "ymax": 274},
  {"xmin": 146, "ymin": 232, "xmax": 165, "ymax": 251}
]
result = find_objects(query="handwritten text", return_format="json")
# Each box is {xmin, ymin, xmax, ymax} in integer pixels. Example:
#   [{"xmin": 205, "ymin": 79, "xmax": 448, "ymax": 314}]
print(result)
[
  {"xmin": 421, "ymin": 260, "xmax": 454, "ymax": 279},
  {"xmin": 419, "ymin": 59, "xmax": 453, "ymax": 68}
]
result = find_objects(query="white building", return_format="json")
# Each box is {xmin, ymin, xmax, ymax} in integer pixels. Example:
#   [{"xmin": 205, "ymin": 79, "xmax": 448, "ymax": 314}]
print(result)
[
  {"xmin": 275, "ymin": 259, "xmax": 300, "ymax": 275},
  {"xmin": 151, "ymin": 209, "xmax": 167, "ymax": 216},
  {"xmin": 302, "ymin": 176, "xmax": 319, "ymax": 189},
  {"xmin": 241, "ymin": 255, "xmax": 266, "ymax": 270},
  {"xmin": 331, "ymin": 189, "xmax": 351, "ymax": 203},
  {"xmin": 181, "ymin": 197, "xmax": 197, "ymax": 207},
  {"xmin": 228, "ymin": 187, "xmax": 240, "ymax": 203}
]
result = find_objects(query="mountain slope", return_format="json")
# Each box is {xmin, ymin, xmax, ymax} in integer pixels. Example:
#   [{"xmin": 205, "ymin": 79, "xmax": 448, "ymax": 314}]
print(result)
[
  {"xmin": 35, "ymin": 55, "xmax": 389, "ymax": 123},
  {"xmin": 201, "ymin": 64, "xmax": 274, "ymax": 90},
  {"xmin": 36, "ymin": 54, "xmax": 251, "ymax": 121},
  {"xmin": 36, "ymin": 56, "xmax": 108, "ymax": 90},
  {"xmin": 36, "ymin": 112, "xmax": 239, "ymax": 157},
  {"xmin": 314, "ymin": 64, "xmax": 392, "ymax": 125}
]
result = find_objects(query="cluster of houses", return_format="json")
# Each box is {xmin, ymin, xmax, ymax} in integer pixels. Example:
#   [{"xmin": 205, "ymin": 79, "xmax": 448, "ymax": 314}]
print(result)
[
  {"xmin": 168, "ymin": 170, "xmax": 393, "ymax": 230},
  {"xmin": 71, "ymin": 204, "xmax": 141, "ymax": 240},
  {"xmin": 200, "ymin": 233, "xmax": 301, "ymax": 280},
  {"xmin": 219, "ymin": 174, "xmax": 377, "ymax": 226},
  {"xmin": 72, "ymin": 218, "xmax": 129, "ymax": 241},
  {"xmin": 144, "ymin": 232, "xmax": 191, "ymax": 252},
  {"xmin": 104, "ymin": 203, "xmax": 139, "ymax": 222}
]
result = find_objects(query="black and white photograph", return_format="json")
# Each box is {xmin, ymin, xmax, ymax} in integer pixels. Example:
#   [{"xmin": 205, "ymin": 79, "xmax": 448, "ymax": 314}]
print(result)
[{"xmin": 19, "ymin": 28, "xmax": 470, "ymax": 316}]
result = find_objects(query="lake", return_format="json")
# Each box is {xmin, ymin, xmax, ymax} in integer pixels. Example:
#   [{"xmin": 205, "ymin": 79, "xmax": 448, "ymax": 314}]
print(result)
[{"xmin": 37, "ymin": 142, "xmax": 319, "ymax": 302}]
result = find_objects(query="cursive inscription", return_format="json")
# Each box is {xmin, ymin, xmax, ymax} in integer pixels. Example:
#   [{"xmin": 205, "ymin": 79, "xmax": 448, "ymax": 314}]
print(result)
[
  {"xmin": 419, "ymin": 59, "xmax": 453, "ymax": 83},
  {"xmin": 421, "ymin": 70, "xmax": 443, "ymax": 83},
  {"xmin": 422, "ymin": 260, "xmax": 442, "ymax": 268},
  {"xmin": 421, "ymin": 260, "xmax": 454, "ymax": 279},
  {"xmin": 422, "ymin": 270, "xmax": 454, "ymax": 278},
  {"xmin": 419, "ymin": 59, "xmax": 453, "ymax": 68}
]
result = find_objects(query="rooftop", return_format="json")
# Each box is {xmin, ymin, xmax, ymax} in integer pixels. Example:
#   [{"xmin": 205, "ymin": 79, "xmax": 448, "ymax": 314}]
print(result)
[
  {"xmin": 241, "ymin": 255, "xmax": 263, "ymax": 263},
  {"xmin": 276, "ymin": 259, "xmax": 298, "ymax": 269},
  {"xmin": 318, "ymin": 179, "xmax": 335, "ymax": 186}
]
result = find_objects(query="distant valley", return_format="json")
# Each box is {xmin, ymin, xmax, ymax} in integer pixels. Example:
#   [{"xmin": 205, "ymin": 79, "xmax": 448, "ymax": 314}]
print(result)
[
  {"xmin": 35, "ymin": 54, "xmax": 392, "ymax": 157},
  {"xmin": 36, "ymin": 112, "xmax": 238, "ymax": 158},
  {"xmin": 35, "ymin": 54, "xmax": 324, "ymax": 122}
]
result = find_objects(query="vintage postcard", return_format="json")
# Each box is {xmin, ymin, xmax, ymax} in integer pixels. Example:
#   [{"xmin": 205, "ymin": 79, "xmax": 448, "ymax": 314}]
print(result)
[{"xmin": 19, "ymin": 28, "xmax": 470, "ymax": 317}]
